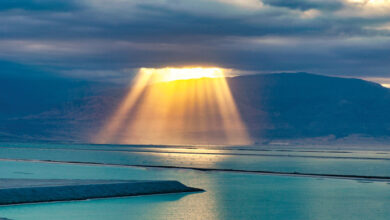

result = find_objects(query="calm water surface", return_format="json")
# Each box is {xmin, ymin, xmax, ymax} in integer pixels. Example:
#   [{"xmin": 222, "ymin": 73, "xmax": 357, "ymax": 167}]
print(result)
[{"xmin": 0, "ymin": 143, "xmax": 390, "ymax": 220}]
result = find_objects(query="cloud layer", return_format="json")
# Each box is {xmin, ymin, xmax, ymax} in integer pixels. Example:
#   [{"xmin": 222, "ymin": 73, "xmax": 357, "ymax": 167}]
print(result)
[{"xmin": 1, "ymin": 0, "xmax": 390, "ymax": 80}]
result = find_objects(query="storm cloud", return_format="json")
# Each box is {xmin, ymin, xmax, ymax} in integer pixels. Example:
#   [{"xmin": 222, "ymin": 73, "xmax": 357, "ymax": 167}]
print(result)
[{"xmin": 1, "ymin": 0, "xmax": 390, "ymax": 81}]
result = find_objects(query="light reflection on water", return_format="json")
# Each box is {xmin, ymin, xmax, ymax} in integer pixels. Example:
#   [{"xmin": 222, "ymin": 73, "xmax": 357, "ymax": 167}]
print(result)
[
  {"xmin": 0, "ymin": 161, "xmax": 390, "ymax": 220},
  {"xmin": 1, "ymin": 143, "xmax": 390, "ymax": 219},
  {"xmin": 2, "ymin": 144, "xmax": 390, "ymax": 176}
]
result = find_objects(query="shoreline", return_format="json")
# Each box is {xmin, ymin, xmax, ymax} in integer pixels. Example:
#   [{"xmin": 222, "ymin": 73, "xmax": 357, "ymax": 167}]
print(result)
[
  {"xmin": 0, "ymin": 179, "xmax": 203, "ymax": 206},
  {"xmin": 2, "ymin": 158, "xmax": 390, "ymax": 182}
]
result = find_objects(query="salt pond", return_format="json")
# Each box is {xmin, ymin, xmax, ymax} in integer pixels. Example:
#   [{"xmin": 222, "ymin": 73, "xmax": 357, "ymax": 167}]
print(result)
[{"xmin": 0, "ymin": 143, "xmax": 390, "ymax": 219}]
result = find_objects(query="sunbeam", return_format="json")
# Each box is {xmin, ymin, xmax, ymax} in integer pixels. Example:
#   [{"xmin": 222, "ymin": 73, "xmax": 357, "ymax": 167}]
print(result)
[{"xmin": 94, "ymin": 67, "xmax": 251, "ymax": 146}]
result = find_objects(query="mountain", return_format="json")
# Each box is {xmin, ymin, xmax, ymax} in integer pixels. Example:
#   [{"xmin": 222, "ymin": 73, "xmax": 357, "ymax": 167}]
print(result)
[
  {"xmin": 228, "ymin": 73, "xmax": 390, "ymax": 143},
  {"xmin": 0, "ymin": 76, "xmax": 119, "ymax": 141},
  {"xmin": 1, "ymin": 72, "xmax": 390, "ymax": 144}
]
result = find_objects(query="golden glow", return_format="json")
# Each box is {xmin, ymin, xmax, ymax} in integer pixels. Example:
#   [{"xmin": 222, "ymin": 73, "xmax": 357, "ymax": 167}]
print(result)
[
  {"xmin": 348, "ymin": 0, "xmax": 390, "ymax": 6},
  {"xmin": 340, "ymin": 0, "xmax": 390, "ymax": 17},
  {"xmin": 94, "ymin": 67, "xmax": 251, "ymax": 146},
  {"xmin": 361, "ymin": 77, "xmax": 390, "ymax": 88},
  {"xmin": 139, "ymin": 67, "xmax": 225, "ymax": 82}
]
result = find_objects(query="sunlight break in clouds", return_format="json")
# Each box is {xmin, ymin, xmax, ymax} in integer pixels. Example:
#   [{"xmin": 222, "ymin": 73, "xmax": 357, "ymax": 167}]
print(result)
[
  {"xmin": 214, "ymin": 0, "xmax": 263, "ymax": 9},
  {"xmin": 363, "ymin": 77, "xmax": 390, "ymax": 88},
  {"xmin": 139, "ymin": 67, "xmax": 225, "ymax": 82},
  {"xmin": 94, "ymin": 67, "xmax": 251, "ymax": 146},
  {"xmin": 344, "ymin": 0, "xmax": 390, "ymax": 15},
  {"xmin": 348, "ymin": 0, "xmax": 390, "ymax": 5}
]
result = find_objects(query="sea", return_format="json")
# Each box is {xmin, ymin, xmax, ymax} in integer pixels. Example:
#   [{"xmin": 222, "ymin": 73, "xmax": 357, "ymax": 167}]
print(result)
[{"xmin": 0, "ymin": 142, "xmax": 390, "ymax": 220}]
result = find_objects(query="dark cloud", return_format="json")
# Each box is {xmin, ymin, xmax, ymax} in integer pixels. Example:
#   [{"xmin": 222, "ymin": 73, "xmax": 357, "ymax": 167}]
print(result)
[
  {"xmin": 262, "ymin": 0, "xmax": 343, "ymax": 11},
  {"xmin": 0, "ymin": 60, "xmax": 54, "ymax": 78},
  {"xmin": 0, "ymin": 0, "xmax": 80, "ymax": 12},
  {"xmin": 0, "ymin": 0, "xmax": 390, "ymax": 79}
]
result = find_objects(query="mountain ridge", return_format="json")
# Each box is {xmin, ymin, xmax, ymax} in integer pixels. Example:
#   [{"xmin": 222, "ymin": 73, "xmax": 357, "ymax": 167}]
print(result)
[{"xmin": 1, "ymin": 72, "xmax": 390, "ymax": 145}]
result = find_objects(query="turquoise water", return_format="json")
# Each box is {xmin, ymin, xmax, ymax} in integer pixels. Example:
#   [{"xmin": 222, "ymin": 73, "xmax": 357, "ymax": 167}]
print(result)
[
  {"xmin": 1, "ymin": 143, "xmax": 390, "ymax": 219},
  {"xmin": 1, "ymin": 142, "xmax": 390, "ymax": 176}
]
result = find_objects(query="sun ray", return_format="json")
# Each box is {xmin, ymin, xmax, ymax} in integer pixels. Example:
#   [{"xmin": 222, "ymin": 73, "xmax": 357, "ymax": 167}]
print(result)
[
  {"xmin": 94, "ymin": 67, "xmax": 251, "ymax": 146},
  {"xmin": 94, "ymin": 72, "xmax": 153, "ymax": 143}
]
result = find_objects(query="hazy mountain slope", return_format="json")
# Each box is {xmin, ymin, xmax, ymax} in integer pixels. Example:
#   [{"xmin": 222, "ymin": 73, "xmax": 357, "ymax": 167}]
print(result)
[
  {"xmin": 1, "ymin": 72, "xmax": 390, "ymax": 143},
  {"xmin": 229, "ymin": 73, "xmax": 390, "ymax": 141},
  {"xmin": 0, "ymin": 76, "xmax": 120, "ymax": 141}
]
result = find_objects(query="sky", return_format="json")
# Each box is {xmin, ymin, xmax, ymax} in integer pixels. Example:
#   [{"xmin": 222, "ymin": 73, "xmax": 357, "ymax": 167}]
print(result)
[{"xmin": 1, "ymin": 0, "xmax": 390, "ymax": 83}]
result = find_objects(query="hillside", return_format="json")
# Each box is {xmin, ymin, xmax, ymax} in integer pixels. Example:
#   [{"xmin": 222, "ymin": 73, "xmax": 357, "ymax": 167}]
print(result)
[{"xmin": 1, "ymin": 73, "xmax": 390, "ymax": 144}]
